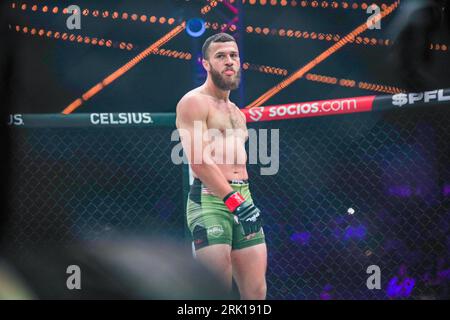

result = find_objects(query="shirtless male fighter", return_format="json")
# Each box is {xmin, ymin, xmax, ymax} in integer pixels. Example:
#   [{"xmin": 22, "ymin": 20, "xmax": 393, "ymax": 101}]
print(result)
[{"xmin": 176, "ymin": 33, "xmax": 267, "ymax": 300}]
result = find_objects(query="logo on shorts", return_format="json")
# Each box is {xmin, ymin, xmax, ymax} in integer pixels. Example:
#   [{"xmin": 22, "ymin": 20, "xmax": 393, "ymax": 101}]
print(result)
[{"xmin": 207, "ymin": 225, "xmax": 224, "ymax": 237}]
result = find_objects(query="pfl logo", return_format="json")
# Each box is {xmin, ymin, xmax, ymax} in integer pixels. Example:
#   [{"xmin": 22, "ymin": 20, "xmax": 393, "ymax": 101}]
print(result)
[
  {"xmin": 392, "ymin": 90, "xmax": 450, "ymax": 107},
  {"xmin": 7, "ymin": 114, "xmax": 24, "ymax": 126}
]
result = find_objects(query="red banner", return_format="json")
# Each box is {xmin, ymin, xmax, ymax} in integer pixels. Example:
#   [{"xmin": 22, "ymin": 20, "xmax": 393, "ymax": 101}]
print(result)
[{"xmin": 243, "ymin": 95, "xmax": 376, "ymax": 122}]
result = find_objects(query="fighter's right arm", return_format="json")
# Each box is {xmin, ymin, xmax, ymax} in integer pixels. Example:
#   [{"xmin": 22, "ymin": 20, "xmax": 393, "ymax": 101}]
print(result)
[{"xmin": 176, "ymin": 95, "xmax": 234, "ymax": 199}]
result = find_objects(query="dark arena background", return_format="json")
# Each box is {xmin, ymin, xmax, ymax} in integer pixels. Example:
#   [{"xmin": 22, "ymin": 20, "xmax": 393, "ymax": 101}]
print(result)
[{"xmin": 1, "ymin": 0, "xmax": 450, "ymax": 300}]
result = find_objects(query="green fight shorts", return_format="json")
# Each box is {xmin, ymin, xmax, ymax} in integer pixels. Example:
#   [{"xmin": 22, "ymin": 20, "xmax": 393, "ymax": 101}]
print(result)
[{"xmin": 186, "ymin": 178, "xmax": 265, "ymax": 251}]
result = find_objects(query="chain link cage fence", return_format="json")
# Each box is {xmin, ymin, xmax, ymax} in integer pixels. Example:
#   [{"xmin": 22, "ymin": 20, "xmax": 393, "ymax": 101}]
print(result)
[
  {"xmin": 4, "ymin": 105, "xmax": 450, "ymax": 299},
  {"xmin": 247, "ymin": 105, "xmax": 450, "ymax": 300},
  {"xmin": 5, "ymin": 123, "xmax": 187, "ymax": 248}
]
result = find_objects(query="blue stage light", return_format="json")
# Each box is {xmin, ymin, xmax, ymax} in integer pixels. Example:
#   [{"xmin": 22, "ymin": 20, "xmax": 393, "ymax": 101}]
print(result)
[{"xmin": 186, "ymin": 18, "xmax": 205, "ymax": 38}]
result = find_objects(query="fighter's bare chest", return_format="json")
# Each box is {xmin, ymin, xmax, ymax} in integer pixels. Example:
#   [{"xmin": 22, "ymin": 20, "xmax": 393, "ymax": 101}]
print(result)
[{"xmin": 206, "ymin": 105, "xmax": 247, "ymax": 133}]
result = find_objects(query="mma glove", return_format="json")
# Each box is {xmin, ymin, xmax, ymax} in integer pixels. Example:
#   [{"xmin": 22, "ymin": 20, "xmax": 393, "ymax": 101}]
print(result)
[{"xmin": 223, "ymin": 191, "xmax": 262, "ymax": 236}]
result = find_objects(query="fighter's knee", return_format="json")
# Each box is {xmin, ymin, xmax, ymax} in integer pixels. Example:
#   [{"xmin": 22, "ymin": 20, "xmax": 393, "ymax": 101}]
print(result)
[
  {"xmin": 241, "ymin": 282, "xmax": 267, "ymax": 300},
  {"xmin": 254, "ymin": 283, "xmax": 267, "ymax": 300}
]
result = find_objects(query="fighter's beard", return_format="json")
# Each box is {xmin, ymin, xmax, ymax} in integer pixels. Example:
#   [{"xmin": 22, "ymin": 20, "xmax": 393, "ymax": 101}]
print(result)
[{"xmin": 210, "ymin": 66, "xmax": 241, "ymax": 91}]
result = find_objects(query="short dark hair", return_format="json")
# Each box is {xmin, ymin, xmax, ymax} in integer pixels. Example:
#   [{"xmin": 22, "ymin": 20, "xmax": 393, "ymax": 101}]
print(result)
[{"xmin": 202, "ymin": 33, "xmax": 237, "ymax": 60}]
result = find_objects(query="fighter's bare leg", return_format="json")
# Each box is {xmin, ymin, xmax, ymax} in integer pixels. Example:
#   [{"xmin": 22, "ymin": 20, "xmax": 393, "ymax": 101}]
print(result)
[
  {"xmin": 231, "ymin": 243, "xmax": 267, "ymax": 300},
  {"xmin": 195, "ymin": 244, "xmax": 233, "ymax": 292}
]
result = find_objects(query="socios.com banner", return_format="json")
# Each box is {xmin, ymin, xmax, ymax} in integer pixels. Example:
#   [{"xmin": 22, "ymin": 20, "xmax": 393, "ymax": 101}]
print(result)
[{"xmin": 243, "ymin": 88, "xmax": 450, "ymax": 123}]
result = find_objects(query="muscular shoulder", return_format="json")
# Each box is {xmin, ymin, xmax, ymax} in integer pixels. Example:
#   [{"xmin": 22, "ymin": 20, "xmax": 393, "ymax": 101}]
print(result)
[
  {"xmin": 231, "ymin": 102, "xmax": 247, "ymax": 123},
  {"xmin": 176, "ymin": 91, "xmax": 210, "ymax": 127}
]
